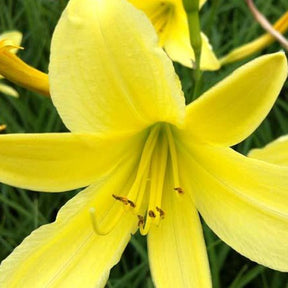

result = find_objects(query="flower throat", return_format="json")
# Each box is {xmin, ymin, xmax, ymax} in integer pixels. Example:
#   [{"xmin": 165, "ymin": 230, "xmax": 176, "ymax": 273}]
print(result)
[{"xmin": 90, "ymin": 123, "xmax": 183, "ymax": 236}]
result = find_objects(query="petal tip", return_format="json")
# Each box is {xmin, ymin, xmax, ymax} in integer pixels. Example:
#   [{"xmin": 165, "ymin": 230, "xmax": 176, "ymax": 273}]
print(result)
[{"xmin": 267, "ymin": 51, "xmax": 287, "ymax": 70}]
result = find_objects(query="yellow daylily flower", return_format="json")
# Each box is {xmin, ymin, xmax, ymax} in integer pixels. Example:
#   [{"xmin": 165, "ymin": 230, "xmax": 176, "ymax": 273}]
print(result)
[
  {"xmin": 0, "ymin": 31, "xmax": 22, "ymax": 97},
  {"xmin": 0, "ymin": 38, "xmax": 49, "ymax": 97},
  {"xmin": 220, "ymin": 11, "xmax": 288, "ymax": 65},
  {"xmin": 127, "ymin": 0, "xmax": 220, "ymax": 70},
  {"xmin": 0, "ymin": 0, "xmax": 287, "ymax": 287}
]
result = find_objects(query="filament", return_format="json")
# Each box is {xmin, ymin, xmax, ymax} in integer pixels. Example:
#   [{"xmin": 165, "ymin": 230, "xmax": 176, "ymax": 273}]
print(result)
[
  {"xmin": 165, "ymin": 125, "xmax": 183, "ymax": 195},
  {"xmin": 140, "ymin": 132, "xmax": 168, "ymax": 235},
  {"xmin": 126, "ymin": 125, "xmax": 161, "ymax": 212}
]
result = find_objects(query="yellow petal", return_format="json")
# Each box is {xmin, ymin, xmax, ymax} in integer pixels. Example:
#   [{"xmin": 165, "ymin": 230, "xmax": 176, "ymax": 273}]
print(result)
[
  {"xmin": 0, "ymin": 30, "xmax": 22, "ymax": 59},
  {"xmin": 0, "ymin": 163, "xmax": 138, "ymax": 287},
  {"xmin": 180, "ymin": 141, "xmax": 288, "ymax": 271},
  {"xmin": 129, "ymin": 0, "xmax": 206, "ymax": 11},
  {"xmin": 220, "ymin": 12, "xmax": 288, "ymax": 65},
  {"xmin": 0, "ymin": 31, "xmax": 22, "ymax": 82},
  {"xmin": 0, "ymin": 30, "xmax": 22, "ymax": 79},
  {"xmin": 148, "ymin": 170, "xmax": 212, "ymax": 288},
  {"xmin": 50, "ymin": 0, "xmax": 185, "ymax": 135},
  {"xmin": 0, "ymin": 83, "xmax": 19, "ymax": 97},
  {"xmin": 199, "ymin": 0, "xmax": 206, "ymax": 8},
  {"xmin": 249, "ymin": 135, "xmax": 288, "ymax": 165},
  {"xmin": 127, "ymin": 0, "xmax": 176, "ymax": 47},
  {"xmin": 0, "ymin": 31, "xmax": 22, "ymax": 47},
  {"xmin": 164, "ymin": 27, "xmax": 220, "ymax": 70},
  {"xmin": 129, "ymin": 0, "xmax": 219, "ymax": 70},
  {"xmin": 184, "ymin": 52, "xmax": 287, "ymax": 146},
  {"xmin": 0, "ymin": 131, "xmax": 145, "ymax": 192},
  {"xmin": 0, "ymin": 40, "xmax": 49, "ymax": 96}
]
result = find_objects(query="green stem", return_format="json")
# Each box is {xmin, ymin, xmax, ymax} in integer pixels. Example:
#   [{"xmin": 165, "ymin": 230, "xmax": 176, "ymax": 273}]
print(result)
[{"xmin": 182, "ymin": 0, "xmax": 203, "ymax": 100}]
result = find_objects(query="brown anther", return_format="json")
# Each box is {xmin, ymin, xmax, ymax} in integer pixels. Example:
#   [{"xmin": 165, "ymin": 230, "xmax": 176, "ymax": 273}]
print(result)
[
  {"xmin": 174, "ymin": 187, "xmax": 184, "ymax": 194},
  {"xmin": 148, "ymin": 210, "xmax": 156, "ymax": 218},
  {"xmin": 112, "ymin": 194, "xmax": 129, "ymax": 205},
  {"xmin": 156, "ymin": 207, "xmax": 165, "ymax": 218},
  {"xmin": 137, "ymin": 215, "xmax": 144, "ymax": 227},
  {"xmin": 127, "ymin": 200, "xmax": 136, "ymax": 208},
  {"xmin": 112, "ymin": 194, "xmax": 121, "ymax": 201}
]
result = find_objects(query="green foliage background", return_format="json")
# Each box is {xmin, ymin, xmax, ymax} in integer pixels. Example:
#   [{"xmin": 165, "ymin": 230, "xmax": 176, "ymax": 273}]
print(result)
[{"xmin": 0, "ymin": 0, "xmax": 288, "ymax": 287}]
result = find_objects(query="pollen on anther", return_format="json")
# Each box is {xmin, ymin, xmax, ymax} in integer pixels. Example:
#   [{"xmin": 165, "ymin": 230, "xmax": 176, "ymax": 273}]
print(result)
[
  {"xmin": 112, "ymin": 194, "xmax": 135, "ymax": 207},
  {"xmin": 137, "ymin": 215, "xmax": 144, "ymax": 227},
  {"xmin": 128, "ymin": 200, "xmax": 136, "ymax": 208},
  {"xmin": 174, "ymin": 187, "xmax": 184, "ymax": 194},
  {"xmin": 156, "ymin": 206, "xmax": 165, "ymax": 218},
  {"xmin": 112, "ymin": 194, "xmax": 129, "ymax": 205},
  {"xmin": 148, "ymin": 210, "xmax": 156, "ymax": 218},
  {"xmin": 112, "ymin": 194, "xmax": 122, "ymax": 201}
]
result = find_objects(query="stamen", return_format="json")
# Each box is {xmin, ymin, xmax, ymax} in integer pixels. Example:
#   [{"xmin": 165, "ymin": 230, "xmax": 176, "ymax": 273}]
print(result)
[
  {"xmin": 112, "ymin": 194, "xmax": 136, "ymax": 209},
  {"xmin": 89, "ymin": 206, "xmax": 124, "ymax": 236},
  {"xmin": 126, "ymin": 125, "xmax": 161, "ymax": 212},
  {"xmin": 148, "ymin": 210, "xmax": 156, "ymax": 218},
  {"xmin": 127, "ymin": 199, "xmax": 136, "ymax": 208},
  {"xmin": 137, "ymin": 215, "xmax": 144, "ymax": 227},
  {"xmin": 139, "ymin": 216, "xmax": 152, "ymax": 236},
  {"xmin": 132, "ymin": 163, "xmax": 150, "ymax": 213},
  {"xmin": 140, "ymin": 131, "xmax": 168, "ymax": 235},
  {"xmin": 156, "ymin": 206, "xmax": 165, "ymax": 218},
  {"xmin": 112, "ymin": 193, "xmax": 126, "ymax": 202},
  {"xmin": 166, "ymin": 126, "xmax": 182, "ymax": 195},
  {"xmin": 174, "ymin": 187, "xmax": 184, "ymax": 195}
]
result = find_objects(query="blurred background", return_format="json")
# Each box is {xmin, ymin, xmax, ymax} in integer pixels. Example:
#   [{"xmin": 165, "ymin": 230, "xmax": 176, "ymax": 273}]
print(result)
[{"xmin": 0, "ymin": 0, "xmax": 287, "ymax": 287}]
